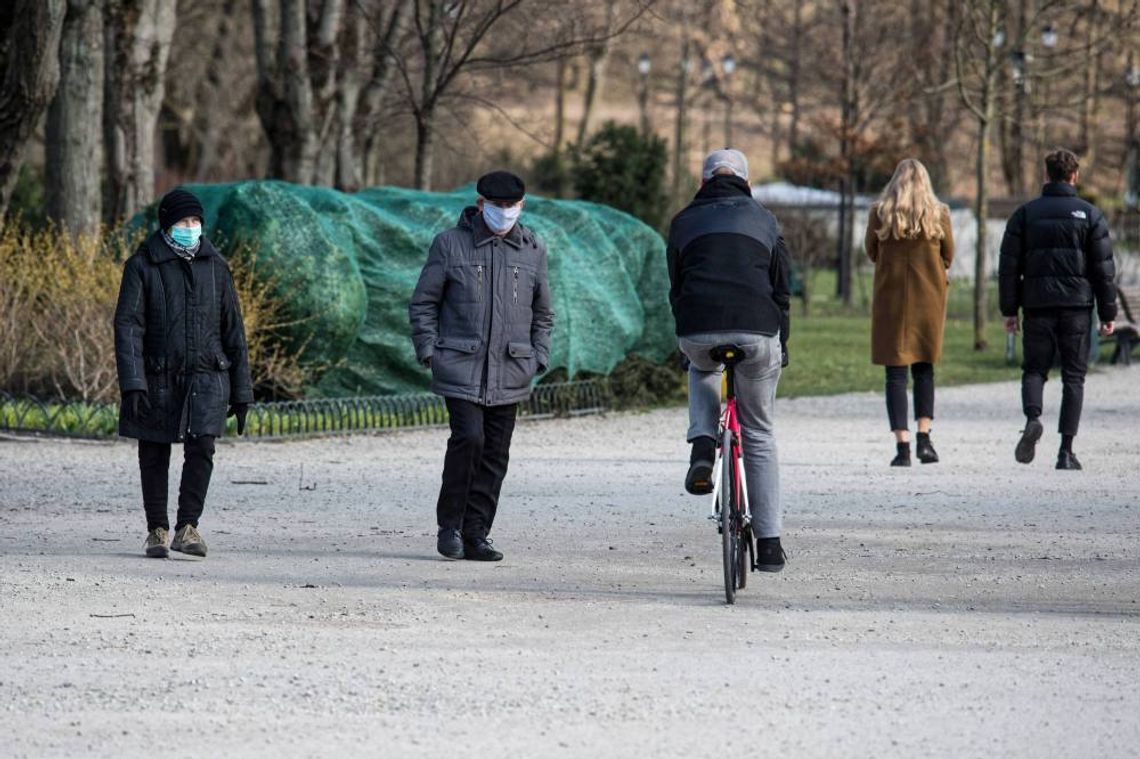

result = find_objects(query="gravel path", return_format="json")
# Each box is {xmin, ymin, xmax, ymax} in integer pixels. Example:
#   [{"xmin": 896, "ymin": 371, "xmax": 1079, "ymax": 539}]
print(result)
[{"xmin": 2, "ymin": 368, "xmax": 1138, "ymax": 758}]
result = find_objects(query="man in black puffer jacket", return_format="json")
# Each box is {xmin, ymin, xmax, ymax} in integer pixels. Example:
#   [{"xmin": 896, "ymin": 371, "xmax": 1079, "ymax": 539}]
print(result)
[
  {"xmin": 999, "ymin": 149, "xmax": 1117, "ymax": 470},
  {"xmin": 667, "ymin": 149, "xmax": 792, "ymax": 572}
]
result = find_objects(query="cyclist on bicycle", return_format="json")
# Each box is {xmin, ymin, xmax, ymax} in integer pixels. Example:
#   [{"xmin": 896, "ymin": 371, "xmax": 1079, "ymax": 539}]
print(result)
[{"xmin": 667, "ymin": 149, "xmax": 792, "ymax": 572}]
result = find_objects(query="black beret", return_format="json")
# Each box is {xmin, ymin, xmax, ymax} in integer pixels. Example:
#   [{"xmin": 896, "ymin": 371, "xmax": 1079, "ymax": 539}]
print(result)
[
  {"xmin": 476, "ymin": 171, "xmax": 525, "ymax": 202},
  {"xmin": 158, "ymin": 188, "xmax": 204, "ymax": 230}
]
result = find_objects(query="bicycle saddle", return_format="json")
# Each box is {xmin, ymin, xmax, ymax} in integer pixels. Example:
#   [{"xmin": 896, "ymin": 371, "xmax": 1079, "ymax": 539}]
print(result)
[{"xmin": 709, "ymin": 344, "xmax": 747, "ymax": 364}]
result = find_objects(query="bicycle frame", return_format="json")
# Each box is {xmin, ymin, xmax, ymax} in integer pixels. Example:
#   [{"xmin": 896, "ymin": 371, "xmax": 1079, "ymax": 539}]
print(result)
[{"xmin": 709, "ymin": 385, "xmax": 752, "ymax": 527}]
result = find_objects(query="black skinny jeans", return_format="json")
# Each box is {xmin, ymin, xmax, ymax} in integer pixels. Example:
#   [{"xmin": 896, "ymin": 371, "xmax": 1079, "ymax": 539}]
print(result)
[
  {"xmin": 436, "ymin": 398, "xmax": 518, "ymax": 542},
  {"xmin": 1021, "ymin": 307, "xmax": 1090, "ymax": 436},
  {"xmin": 885, "ymin": 363, "xmax": 934, "ymax": 431},
  {"xmin": 138, "ymin": 435, "xmax": 216, "ymax": 532}
]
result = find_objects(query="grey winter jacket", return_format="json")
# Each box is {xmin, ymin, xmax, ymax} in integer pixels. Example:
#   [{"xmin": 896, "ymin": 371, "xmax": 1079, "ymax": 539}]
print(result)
[{"xmin": 408, "ymin": 207, "xmax": 555, "ymax": 406}]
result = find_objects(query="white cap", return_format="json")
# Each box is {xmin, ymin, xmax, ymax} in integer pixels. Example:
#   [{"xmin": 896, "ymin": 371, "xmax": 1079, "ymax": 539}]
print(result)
[{"xmin": 702, "ymin": 149, "xmax": 749, "ymax": 181}]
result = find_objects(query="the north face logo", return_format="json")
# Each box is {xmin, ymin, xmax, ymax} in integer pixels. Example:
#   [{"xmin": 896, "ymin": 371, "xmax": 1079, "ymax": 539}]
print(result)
[{"xmin": 1071, "ymin": 210, "xmax": 1087, "ymax": 219}]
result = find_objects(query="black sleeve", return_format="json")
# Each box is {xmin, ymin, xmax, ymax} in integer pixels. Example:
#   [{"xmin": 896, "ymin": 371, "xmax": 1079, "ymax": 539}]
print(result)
[
  {"xmin": 220, "ymin": 263, "xmax": 254, "ymax": 404},
  {"xmin": 998, "ymin": 207, "xmax": 1026, "ymax": 317},
  {"xmin": 771, "ymin": 235, "xmax": 792, "ymax": 349},
  {"xmin": 1087, "ymin": 209, "xmax": 1118, "ymax": 322},
  {"xmin": 113, "ymin": 254, "xmax": 148, "ymax": 394},
  {"xmin": 666, "ymin": 225, "xmax": 682, "ymax": 321}
]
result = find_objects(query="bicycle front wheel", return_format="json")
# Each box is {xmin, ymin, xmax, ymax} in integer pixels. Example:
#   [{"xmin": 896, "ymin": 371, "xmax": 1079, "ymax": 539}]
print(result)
[{"xmin": 720, "ymin": 429, "xmax": 738, "ymax": 604}]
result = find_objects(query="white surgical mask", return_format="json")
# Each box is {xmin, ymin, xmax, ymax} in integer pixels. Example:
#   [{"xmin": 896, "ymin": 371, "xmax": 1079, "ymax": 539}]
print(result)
[{"xmin": 482, "ymin": 203, "xmax": 521, "ymax": 234}]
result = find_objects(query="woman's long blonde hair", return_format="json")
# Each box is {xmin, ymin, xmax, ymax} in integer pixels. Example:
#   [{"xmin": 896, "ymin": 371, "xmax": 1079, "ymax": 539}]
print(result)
[{"xmin": 875, "ymin": 158, "xmax": 947, "ymax": 241}]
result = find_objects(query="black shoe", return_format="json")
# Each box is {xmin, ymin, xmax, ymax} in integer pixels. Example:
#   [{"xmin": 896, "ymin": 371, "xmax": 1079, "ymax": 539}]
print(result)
[
  {"xmin": 685, "ymin": 436, "xmax": 716, "ymax": 495},
  {"xmin": 1015, "ymin": 418, "xmax": 1043, "ymax": 464},
  {"xmin": 915, "ymin": 433, "xmax": 939, "ymax": 464},
  {"xmin": 890, "ymin": 442, "xmax": 911, "ymax": 467},
  {"xmin": 754, "ymin": 537, "xmax": 786, "ymax": 573},
  {"xmin": 1056, "ymin": 450, "xmax": 1082, "ymax": 470},
  {"xmin": 437, "ymin": 528, "xmax": 464, "ymax": 560},
  {"xmin": 463, "ymin": 537, "xmax": 503, "ymax": 562}
]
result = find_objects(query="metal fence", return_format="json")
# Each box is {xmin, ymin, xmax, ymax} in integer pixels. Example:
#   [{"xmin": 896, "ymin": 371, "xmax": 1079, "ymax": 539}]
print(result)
[{"xmin": 0, "ymin": 380, "xmax": 612, "ymax": 441}]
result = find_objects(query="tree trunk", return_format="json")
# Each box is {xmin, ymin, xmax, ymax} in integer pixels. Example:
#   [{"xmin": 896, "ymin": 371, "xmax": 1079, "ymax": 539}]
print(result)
[
  {"xmin": 358, "ymin": 0, "xmax": 407, "ymax": 188},
  {"xmin": 414, "ymin": 108, "xmax": 437, "ymax": 191},
  {"xmin": 671, "ymin": 16, "xmax": 692, "ymax": 208},
  {"xmin": 837, "ymin": 0, "xmax": 856, "ymax": 305},
  {"xmin": 46, "ymin": 0, "xmax": 104, "ymax": 235},
  {"xmin": 1078, "ymin": 0, "xmax": 1100, "ymax": 168},
  {"xmin": 195, "ymin": 0, "xmax": 239, "ymax": 182},
  {"xmin": 575, "ymin": 0, "xmax": 617, "ymax": 146},
  {"xmin": 787, "ymin": 0, "xmax": 802, "ymax": 157},
  {"xmin": 973, "ymin": 2, "xmax": 1000, "ymax": 352},
  {"xmin": 0, "ymin": 0, "xmax": 66, "ymax": 221},
  {"xmin": 103, "ymin": 0, "xmax": 176, "ymax": 224}
]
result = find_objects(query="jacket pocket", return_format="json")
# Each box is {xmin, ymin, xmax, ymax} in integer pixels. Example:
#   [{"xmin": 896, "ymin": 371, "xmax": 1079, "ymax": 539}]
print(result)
[
  {"xmin": 503, "ymin": 341, "xmax": 537, "ymax": 389},
  {"xmin": 433, "ymin": 336, "xmax": 481, "ymax": 388},
  {"xmin": 216, "ymin": 353, "xmax": 232, "ymax": 371}
]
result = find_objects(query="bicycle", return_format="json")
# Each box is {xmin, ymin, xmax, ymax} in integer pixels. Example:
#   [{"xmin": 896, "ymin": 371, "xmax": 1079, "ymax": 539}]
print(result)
[{"xmin": 706, "ymin": 344, "xmax": 753, "ymax": 605}]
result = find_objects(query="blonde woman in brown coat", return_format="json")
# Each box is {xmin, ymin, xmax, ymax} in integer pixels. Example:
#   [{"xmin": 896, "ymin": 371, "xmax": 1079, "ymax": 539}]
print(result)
[{"xmin": 865, "ymin": 159, "xmax": 954, "ymax": 466}]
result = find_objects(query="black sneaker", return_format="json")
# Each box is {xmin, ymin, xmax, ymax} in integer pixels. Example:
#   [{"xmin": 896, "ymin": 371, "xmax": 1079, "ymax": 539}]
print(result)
[
  {"xmin": 1056, "ymin": 450, "xmax": 1082, "ymax": 470},
  {"xmin": 915, "ymin": 433, "xmax": 939, "ymax": 464},
  {"xmin": 1015, "ymin": 418, "xmax": 1043, "ymax": 464},
  {"xmin": 463, "ymin": 537, "xmax": 503, "ymax": 562},
  {"xmin": 437, "ymin": 528, "xmax": 464, "ymax": 560},
  {"xmin": 685, "ymin": 436, "xmax": 716, "ymax": 495},
  {"xmin": 754, "ymin": 537, "xmax": 786, "ymax": 573}
]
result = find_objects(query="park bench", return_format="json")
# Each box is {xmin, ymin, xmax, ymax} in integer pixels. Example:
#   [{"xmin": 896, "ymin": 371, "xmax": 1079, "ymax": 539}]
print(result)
[{"xmin": 1107, "ymin": 285, "xmax": 1140, "ymax": 365}]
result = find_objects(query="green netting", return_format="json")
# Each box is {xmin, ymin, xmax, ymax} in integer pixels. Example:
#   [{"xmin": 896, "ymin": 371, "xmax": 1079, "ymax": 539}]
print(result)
[{"xmin": 133, "ymin": 180, "xmax": 673, "ymax": 397}]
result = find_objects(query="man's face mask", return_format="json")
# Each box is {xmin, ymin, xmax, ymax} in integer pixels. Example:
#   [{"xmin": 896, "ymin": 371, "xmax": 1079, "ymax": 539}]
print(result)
[
  {"xmin": 482, "ymin": 201, "xmax": 522, "ymax": 233},
  {"xmin": 170, "ymin": 224, "xmax": 202, "ymax": 247}
]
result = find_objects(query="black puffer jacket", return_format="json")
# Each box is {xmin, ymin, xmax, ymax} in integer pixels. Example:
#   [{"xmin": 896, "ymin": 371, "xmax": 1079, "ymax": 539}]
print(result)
[
  {"xmin": 114, "ymin": 232, "xmax": 253, "ymax": 443},
  {"xmin": 666, "ymin": 175, "xmax": 791, "ymax": 345},
  {"xmin": 999, "ymin": 183, "xmax": 1117, "ymax": 321}
]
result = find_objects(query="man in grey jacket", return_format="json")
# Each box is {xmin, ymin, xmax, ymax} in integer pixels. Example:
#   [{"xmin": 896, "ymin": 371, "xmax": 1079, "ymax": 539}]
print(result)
[{"xmin": 409, "ymin": 171, "xmax": 555, "ymax": 561}]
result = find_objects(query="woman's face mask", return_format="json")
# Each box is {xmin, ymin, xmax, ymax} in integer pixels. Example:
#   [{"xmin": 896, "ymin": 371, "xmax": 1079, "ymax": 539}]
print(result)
[
  {"xmin": 481, "ymin": 201, "xmax": 522, "ymax": 234},
  {"xmin": 170, "ymin": 222, "xmax": 202, "ymax": 248}
]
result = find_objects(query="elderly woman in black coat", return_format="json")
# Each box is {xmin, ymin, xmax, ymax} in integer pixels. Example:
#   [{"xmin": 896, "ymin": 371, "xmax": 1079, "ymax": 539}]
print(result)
[{"xmin": 114, "ymin": 187, "xmax": 253, "ymax": 558}]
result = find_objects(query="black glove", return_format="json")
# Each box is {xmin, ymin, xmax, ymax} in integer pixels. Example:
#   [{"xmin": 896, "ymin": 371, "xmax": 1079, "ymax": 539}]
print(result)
[
  {"xmin": 781, "ymin": 348, "xmax": 789, "ymax": 368},
  {"xmin": 228, "ymin": 403, "xmax": 250, "ymax": 435},
  {"xmin": 124, "ymin": 390, "xmax": 151, "ymax": 418}
]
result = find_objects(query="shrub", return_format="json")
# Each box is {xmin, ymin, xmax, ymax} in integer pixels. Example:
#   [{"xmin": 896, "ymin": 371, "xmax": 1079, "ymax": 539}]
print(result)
[
  {"xmin": 0, "ymin": 224, "xmax": 311, "ymax": 403},
  {"xmin": 572, "ymin": 121, "xmax": 670, "ymax": 229}
]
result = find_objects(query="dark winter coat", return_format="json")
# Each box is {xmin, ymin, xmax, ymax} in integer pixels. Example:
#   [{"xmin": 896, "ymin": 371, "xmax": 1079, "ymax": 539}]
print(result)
[
  {"xmin": 408, "ymin": 207, "xmax": 555, "ymax": 406},
  {"xmin": 999, "ymin": 182, "xmax": 1118, "ymax": 321},
  {"xmin": 666, "ymin": 175, "xmax": 791, "ymax": 346},
  {"xmin": 114, "ymin": 231, "xmax": 253, "ymax": 443}
]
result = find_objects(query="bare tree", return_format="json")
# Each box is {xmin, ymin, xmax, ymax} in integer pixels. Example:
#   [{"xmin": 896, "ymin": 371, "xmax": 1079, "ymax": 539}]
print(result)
[
  {"xmin": 0, "ymin": 0, "xmax": 66, "ymax": 222},
  {"xmin": 956, "ymin": 0, "xmax": 1006, "ymax": 350},
  {"xmin": 46, "ymin": 0, "xmax": 105, "ymax": 235},
  {"xmin": 103, "ymin": 0, "xmax": 177, "ymax": 223},
  {"xmin": 575, "ymin": 0, "xmax": 617, "ymax": 146}
]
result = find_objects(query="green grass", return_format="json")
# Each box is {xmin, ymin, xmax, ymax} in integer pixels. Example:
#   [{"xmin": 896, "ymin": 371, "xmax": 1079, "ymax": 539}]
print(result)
[{"xmin": 778, "ymin": 268, "xmax": 1019, "ymax": 398}]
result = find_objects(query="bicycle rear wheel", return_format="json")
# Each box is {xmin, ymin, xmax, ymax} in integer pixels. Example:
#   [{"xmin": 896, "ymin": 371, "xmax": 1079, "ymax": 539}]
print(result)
[{"xmin": 720, "ymin": 430, "xmax": 738, "ymax": 604}]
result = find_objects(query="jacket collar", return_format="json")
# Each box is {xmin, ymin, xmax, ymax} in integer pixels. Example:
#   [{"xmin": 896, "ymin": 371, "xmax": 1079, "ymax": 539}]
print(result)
[
  {"xmin": 1042, "ymin": 182, "xmax": 1077, "ymax": 197},
  {"xmin": 459, "ymin": 205, "xmax": 525, "ymax": 249},
  {"xmin": 694, "ymin": 174, "xmax": 753, "ymax": 202},
  {"xmin": 145, "ymin": 230, "xmax": 219, "ymax": 264}
]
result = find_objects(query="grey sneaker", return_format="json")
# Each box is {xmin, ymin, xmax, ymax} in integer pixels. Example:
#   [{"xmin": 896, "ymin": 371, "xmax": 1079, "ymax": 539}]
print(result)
[
  {"xmin": 144, "ymin": 528, "xmax": 169, "ymax": 558},
  {"xmin": 171, "ymin": 525, "xmax": 207, "ymax": 557}
]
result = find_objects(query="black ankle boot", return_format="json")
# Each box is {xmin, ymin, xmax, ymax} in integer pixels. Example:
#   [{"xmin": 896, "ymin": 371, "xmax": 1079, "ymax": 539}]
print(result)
[
  {"xmin": 891, "ymin": 442, "xmax": 911, "ymax": 467},
  {"xmin": 915, "ymin": 432, "xmax": 939, "ymax": 464}
]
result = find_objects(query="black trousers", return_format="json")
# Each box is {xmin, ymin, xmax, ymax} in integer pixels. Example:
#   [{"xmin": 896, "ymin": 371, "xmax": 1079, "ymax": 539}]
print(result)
[
  {"xmin": 885, "ymin": 362, "xmax": 934, "ymax": 431},
  {"xmin": 436, "ymin": 397, "xmax": 518, "ymax": 541},
  {"xmin": 138, "ymin": 435, "xmax": 216, "ymax": 532},
  {"xmin": 1022, "ymin": 308, "xmax": 1090, "ymax": 436}
]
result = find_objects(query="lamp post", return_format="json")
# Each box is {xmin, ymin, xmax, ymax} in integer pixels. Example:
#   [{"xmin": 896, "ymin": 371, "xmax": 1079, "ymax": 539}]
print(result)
[
  {"xmin": 722, "ymin": 53, "xmax": 736, "ymax": 146},
  {"xmin": 1125, "ymin": 57, "xmax": 1140, "ymax": 210},
  {"xmin": 637, "ymin": 53, "xmax": 651, "ymax": 136}
]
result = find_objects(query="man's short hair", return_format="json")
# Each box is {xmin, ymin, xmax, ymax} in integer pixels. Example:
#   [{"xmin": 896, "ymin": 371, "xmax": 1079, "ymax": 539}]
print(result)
[{"xmin": 1045, "ymin": 149, "xmax": 1080, "ymax": 182}]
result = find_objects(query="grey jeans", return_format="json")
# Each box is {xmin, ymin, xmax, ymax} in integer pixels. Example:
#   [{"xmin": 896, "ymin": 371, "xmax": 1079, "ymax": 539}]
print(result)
[{"xmin": 679, "ymin": 332, "xmax": 782, "ymax": 538}]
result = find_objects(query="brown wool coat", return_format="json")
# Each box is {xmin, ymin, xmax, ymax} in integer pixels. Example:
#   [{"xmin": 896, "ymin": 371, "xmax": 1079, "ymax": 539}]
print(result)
[{"xmin": 865, "ymin": 204, "xmax": 955, "ymax": 366}]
